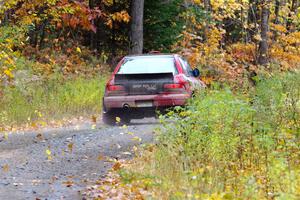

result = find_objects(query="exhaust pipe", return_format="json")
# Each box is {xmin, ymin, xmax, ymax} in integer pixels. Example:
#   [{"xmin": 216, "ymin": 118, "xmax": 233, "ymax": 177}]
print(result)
[{"xmin": 123, "ymin": 104, "xmax": 130, "ymax": 110}]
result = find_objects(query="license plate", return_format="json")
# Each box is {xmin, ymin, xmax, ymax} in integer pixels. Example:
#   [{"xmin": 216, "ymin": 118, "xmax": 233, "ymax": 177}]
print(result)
[
  {"xmin": 136, "ymin": 101, "xmax": 153, "ymax": 107},
  {"xmin": 132, "ymin": 84, "xmax": 157, "ymax": 92}
]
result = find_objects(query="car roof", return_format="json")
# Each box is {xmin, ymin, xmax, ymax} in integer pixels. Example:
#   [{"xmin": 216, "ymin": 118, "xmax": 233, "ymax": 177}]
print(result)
[{"xmin": 124, "ymin": 54, "xmax": 177, "ymax": 59}]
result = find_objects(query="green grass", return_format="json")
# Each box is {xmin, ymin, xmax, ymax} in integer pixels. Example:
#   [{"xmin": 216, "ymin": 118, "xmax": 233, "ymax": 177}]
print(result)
[
  {"xmin": 0, "ymin": 76, "xmax": 107, "ymax": 127},
  {"xmin": 125, "ymin": 72, "xmax": 300, "ymax": 199}
]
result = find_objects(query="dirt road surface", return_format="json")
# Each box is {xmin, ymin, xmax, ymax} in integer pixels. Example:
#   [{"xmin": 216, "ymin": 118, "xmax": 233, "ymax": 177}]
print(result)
[{"xmin": 0, "ymin": 119, "xmax": 157, "ymax": 200}]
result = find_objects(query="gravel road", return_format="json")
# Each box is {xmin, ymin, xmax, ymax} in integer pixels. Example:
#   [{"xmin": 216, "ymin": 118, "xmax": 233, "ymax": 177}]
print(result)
[{"xmin": 0, "ymin": 119, "xmax": 158, "ymax": 200}]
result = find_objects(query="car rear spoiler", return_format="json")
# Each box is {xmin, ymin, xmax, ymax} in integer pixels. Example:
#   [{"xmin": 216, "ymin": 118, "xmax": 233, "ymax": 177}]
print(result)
[{"xmin": 114, "ymin": 73, "xmax": 174, "ymax": 84}]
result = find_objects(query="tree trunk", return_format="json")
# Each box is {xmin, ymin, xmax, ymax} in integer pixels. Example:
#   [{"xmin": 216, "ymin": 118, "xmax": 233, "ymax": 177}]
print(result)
[
  {"xmin": 129, "ymin": 0, "xmax": 144, "ymax": 54},
  {"xmin": 39, "ymin": 20, "xmax": 48, "ymax": 49},
  {"xmin": 273, "ymin": 0, "xmax": 281, "ymax": 40},
  {"xmin": 274, "ymin": 0, "xmax": 280, "ymax": 24},
  {"xmin": 204, "ymin": 0, "xmax": 211, "ymax": 11},
  {"xmin": 258, "ymin": 1, "xmax": 270, "ymax": 65},
  {"xmin": 89, "ymin": 0, "xmax": 97, "ymax": 49},
  {"xmin": 203, "ymin": 0, "xmax": 211, "ymax": 41},
  {"xmin": 2, "ymin": 10, "xmax": 10, "ymax": 25},
  {"xmin": 247, "ymin": 0, "xmax": 259, "ymax": 42},
  {"xmin": 286, "ymin": 0, "xmax": 298, "ymax": 31}
]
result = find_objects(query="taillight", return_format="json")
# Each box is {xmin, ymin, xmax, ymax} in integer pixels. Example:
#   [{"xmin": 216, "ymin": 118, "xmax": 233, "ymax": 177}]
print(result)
[
  {"xmin": 106, "ymin": 84, "xmax": 126, "ymax": 96},
  {"xmin": 163, "ymin": 83, "xmax": 186, "ymax": 93},
  {"xmin": 108, "ymin": 85, "xmax": 125, "ymax": 91}
]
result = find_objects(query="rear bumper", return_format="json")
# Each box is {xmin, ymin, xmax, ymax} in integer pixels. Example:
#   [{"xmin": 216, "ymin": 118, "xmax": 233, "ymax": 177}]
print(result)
[{"xmin": 103, "ymin": 93, "xmax": 190, "ymax": 110}]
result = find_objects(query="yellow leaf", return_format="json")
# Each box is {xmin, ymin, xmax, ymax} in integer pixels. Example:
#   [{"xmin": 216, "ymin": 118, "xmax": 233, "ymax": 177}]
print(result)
[
  {"xmin": 46, "ymin": 149, "xmax": 51, "ymax": 156},
  {"xmin": 46, "ymin": 148, "xmax": 52, "ymax": 160},
  {"xmin": 194, "ymin": 0, "xmax": 201, "ymax": 4},
  {"xmin": 76, "ymin": 47, "xmax": 81, "ymax": 53},
  {"xmin": 132, "ymin": 146, "xmax": 138, "ymax": 151},
  {"xmin": 254, "ymin": 34, "xmax": 262, "ymax": 41},
  {"xmin": 116, "ymin": 117, "xmax": 121, "ymax": 123},
  {"xmin": 112, "ymin": 162, "xmax": 122, "ymax": 171},
  {"xmin": 37, "ymin": 111, "xmax": 42, "ymax": 118},
  {"xmin": 62, "ymin": 180, "xmax": 74, "ymax": 187},
  {"xmin": 132, "ymin": 136, "xmax": 142, "ymax": 142},
  {"xmin": 68, "ymin": 143, "xmax": 73, "ymax": 153},
  {"xmin": 2, "ymin": 164, "xmax": 9, "ymax": 172},
  {"xmin": 91, "ymin": 115, "xmax": 97, "ymax": 123},
  {"xmin": 31, "ymin": 122, "xmax": 37, "ymax": 128},
  {"xmin": 97, "ymin": 154, "xmax": 105, "ymax": 161},
  {"xmin": 4, "ymin": 69, "xmax": 14, "ymax": 78}
]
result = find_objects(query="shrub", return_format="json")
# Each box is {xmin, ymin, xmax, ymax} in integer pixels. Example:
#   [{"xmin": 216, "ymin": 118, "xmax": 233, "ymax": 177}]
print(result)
[{"xmin": 127, "ymin": 72, "xmax": 300, "ymax": 199}]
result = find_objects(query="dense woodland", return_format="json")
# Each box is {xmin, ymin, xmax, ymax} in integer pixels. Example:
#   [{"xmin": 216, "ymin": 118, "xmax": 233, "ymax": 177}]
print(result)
[{"xmin": 0, "ymin": 0, "xmax": 299, "ymax": 85}]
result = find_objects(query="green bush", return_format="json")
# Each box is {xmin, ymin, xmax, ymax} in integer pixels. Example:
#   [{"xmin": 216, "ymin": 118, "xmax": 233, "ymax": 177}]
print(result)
[{"xmin": 128, "ymin": 72, "xmax": 300, "ymax": 199}]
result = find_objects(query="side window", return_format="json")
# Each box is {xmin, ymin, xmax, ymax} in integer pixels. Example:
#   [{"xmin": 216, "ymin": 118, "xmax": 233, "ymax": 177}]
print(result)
[{"xmin": 179, "ymin": 57, "xmax": 193, "ymax": 76}]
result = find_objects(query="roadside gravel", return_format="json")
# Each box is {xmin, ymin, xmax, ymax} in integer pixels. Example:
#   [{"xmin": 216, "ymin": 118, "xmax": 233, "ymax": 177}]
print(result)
[{"xmin": 0, "ymin": 119, "xmax": 157, "ymax": 200}]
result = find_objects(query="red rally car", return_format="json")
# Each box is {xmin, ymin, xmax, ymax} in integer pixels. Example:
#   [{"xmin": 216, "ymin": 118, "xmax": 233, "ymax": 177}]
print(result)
[{"xmin": 102, "ymin": 54, "xmax": 205, "ymax": 125}]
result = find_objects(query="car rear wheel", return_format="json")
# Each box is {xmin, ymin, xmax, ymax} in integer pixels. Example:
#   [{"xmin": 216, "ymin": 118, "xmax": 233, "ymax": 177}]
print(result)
[{"xmin": 102, "ymin": 111, "xmax": 116, "ymax": 125}]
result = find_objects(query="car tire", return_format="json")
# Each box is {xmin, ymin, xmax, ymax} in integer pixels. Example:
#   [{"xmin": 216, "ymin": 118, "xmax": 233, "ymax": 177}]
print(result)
[
  {"xmin": 102, "ymin": 110, "xmax": 116, "ymax": 126},
  {"xmin": 122, "ymin": 115, "xmax": 131, "ymax": 124}
]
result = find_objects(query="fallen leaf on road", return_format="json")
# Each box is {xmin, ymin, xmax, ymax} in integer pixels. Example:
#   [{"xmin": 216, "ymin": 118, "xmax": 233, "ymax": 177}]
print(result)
[
  {"xmin": 68, "ymin": 143, "xmax": 73, "ymax": 153},
  {"xmin": 112, "ymin": 162, "xmax": 122, "ymax": 171},
  {"xmin": 32, "ymin": 179, "xmax": 41, "ymax": 185},
  {"xmin": 132, "ymin": 146, "xmax": 138, "ymax": 152},
  {"xmin": 49, "ymin": 176, "xmax": 59, "ymax": 184},
  {"xmin": 62, "ymin": 180, "xmax": 74, "ymax": 187},
  {"xmin": 121, "ymin": 152, "xmax": 132, "ymax": 155},
  {"xmin": 128, "ymin": 131, "xmax": 134, "ymax": 135},
  {"xmin": 132, "ymin": 136, "xmax": 142, "ymax": 142},
  {"xmin": 46, "ymin": 148, "xmax": 52, "ymax": 160},
  {"xmin": 106, "ymin": 157, "xmax": 118, "ymax": 163},
  {"xmin": 116, "ymin": 143, "xmax": 122, "ymax": 149},
  {"xmin": 36, "ymin": 133, "xmax": 44, "ymax": 140},
  {"xmin": 91, "ymin": 124, "xmax": 96, "ymax": 129},
  {"xmin": 31, "ymin": 122, "xmax": 38, "ymax": 129},
  {"xmin": 116, "ymin": 117, "xmax": 121, "ymax": 123},
  {"xmin": 91, "ymin": 115, "xmax": 97, "ymax": 123},
  {"xmin": 74, "ymin": 125, "xmax": 80, "ymax": 130},
  {"xmin": 13, "ymin": 182, "xmax": 24, "ymax": 186},
  {"xmin": 97, "ymin": 154, "xmax": 105, "ymax": 161},
  {"xmin": 2, "ymin": 164, "xmax": 9, "ymax": 172}
]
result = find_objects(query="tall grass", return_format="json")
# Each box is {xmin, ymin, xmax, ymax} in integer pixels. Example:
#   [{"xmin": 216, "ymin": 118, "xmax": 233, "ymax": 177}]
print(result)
[
  {"xmin": 125, "ymin": 72, "xmax": 300, "ymax": 199},
  {"xmin": 0, "ymin": 76, "xmax": 107, "ymax": 127}
]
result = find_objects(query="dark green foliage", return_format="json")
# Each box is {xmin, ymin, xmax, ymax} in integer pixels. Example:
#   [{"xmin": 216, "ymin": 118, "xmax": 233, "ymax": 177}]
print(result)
[{"xmin": 144, "ymin": 0, "xmax": 184, "ymax": 52}]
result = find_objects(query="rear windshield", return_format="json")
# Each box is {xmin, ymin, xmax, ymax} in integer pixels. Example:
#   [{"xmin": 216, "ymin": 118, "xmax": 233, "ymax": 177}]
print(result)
[{"xmin": 118, "ymin": 57, "xmax": 177, "ymax": 74}]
